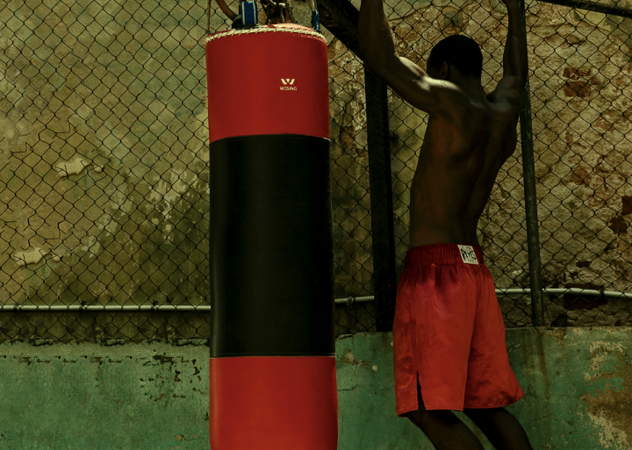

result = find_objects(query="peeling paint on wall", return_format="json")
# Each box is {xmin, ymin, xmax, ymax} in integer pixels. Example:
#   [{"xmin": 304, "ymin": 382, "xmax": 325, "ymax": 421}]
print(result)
[
  {"xmin": 12, "ymin": 248, "xmax": 48, "ymax": 266},
  {"xmin": 339, "ymin": 348, "xmax": 370, "ymax": 368},
  {"xmin": 54, "ymin": 157, "xmax": 89, "ymax": 177},
  {"xmin": 580, "ymin": 342, "xmax": 632, "ymax": 449}
]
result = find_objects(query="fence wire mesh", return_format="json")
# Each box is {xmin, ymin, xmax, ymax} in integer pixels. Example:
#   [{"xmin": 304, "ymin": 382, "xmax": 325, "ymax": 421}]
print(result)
[
  {"xmin": 527, "ymin": 3, "xmax": 632, "ymax": 327},
  {"xmin": 0, "ymin": 0, "xmax": 210, "ymax": 343},
  {"xmin": 327, "ymin": 0, "xmax": 534, "ymax": 334},
  {"xmin": 325, "ymin": 0, "xmax": 632, "ymax": 334},
  {"xmin": 2, "ymin": 0, "xmax": 631, "ymax": 343}
]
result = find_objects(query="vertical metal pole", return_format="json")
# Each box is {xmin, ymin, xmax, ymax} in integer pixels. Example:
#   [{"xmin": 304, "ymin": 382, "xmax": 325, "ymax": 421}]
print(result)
[
  {"xmin": 518, "ymin": 0, "xmax": 545, "ymax": 327},
  {"xmin": 365, "ymin": 68, "xmax": 397, "ymax": 332}
]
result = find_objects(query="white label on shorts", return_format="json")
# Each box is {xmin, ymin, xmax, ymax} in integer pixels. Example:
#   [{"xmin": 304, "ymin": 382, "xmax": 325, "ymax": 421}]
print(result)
[{"xmin": 458, "ymin": 245, "xmax": 479, "ymax": 265}]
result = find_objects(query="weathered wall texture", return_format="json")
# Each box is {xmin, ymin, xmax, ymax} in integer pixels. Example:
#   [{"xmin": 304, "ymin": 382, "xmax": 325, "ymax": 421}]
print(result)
[
  {"xmin": 0, "ymin": 328, "xmax": 630, "ymax": 449},
  {"xmin": 0, "ymin": 310, "xmax": 211, "ymax": 343},
  {"xmin": 2, "ymin": 0, "xmax": 632, "ymax": 340},
  {"xmin": 326, "ymin": 0, "xmax": 632, "ymax": 327},
  {"xmin": 0, "ymin": 340, "xmax": 211, "ymax": 449},
  {"xmin": 336, "ymin": 328, "xmax": 632, "ymax": 450},
  {"xmin": 0, "ymin": 0, "xmax": 210, "ymax": 310}
]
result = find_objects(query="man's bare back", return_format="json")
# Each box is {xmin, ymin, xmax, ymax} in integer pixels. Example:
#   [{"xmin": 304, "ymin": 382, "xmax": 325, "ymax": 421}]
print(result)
[
  {"xmin": 357, "ymin": 0, "xmax": 527, "ymax": 250},
  {"xmin": 409, "ymin": 90, "xmax": 519, "ymax": 247}
]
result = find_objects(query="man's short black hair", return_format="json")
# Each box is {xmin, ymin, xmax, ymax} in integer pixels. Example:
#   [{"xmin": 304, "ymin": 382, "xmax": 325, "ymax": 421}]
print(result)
[{"xmin": 427, "ymin": 35, "xmax": 483, "ymax": 79}]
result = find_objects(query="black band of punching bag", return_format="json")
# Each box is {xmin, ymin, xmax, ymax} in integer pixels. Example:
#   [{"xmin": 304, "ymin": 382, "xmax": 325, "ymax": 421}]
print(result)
[{"xmin": 211, "ymin": 134, "xmax": 334, "ymax": 358}]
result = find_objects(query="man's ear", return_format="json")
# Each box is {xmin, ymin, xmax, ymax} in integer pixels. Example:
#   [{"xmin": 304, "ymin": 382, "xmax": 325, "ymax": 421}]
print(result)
[{"xmin": 439, "ymin": 61, "xmax": 450, "ymax": 80}]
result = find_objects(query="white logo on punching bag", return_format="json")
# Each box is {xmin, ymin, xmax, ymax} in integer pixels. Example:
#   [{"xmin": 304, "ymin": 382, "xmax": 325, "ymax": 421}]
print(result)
[{"xmin": 280, "ymin": 78, "xmax": 297, "ymax": 91}]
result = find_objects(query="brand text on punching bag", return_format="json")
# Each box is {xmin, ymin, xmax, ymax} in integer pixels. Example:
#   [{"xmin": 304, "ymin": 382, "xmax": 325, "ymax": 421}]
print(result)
[{"xmin": 280, "ymin": 78, "xmax": 297, "ymax": 90}]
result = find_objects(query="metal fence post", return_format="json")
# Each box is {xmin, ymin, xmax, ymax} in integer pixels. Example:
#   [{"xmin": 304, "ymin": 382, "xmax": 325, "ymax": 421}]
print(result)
[
  {"xmin": 365, "ymin": 68, "xmax": 397, "ymax": 332},
  {"xmin": 518, "ymin": 0, "xmax": 545, "ymax": 327}
]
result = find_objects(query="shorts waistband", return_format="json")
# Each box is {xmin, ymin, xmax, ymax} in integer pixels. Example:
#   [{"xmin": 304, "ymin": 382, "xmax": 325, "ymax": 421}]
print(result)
[{"xmin": 404, "ymin": 243, "xmax": 485, "ymax": 267}]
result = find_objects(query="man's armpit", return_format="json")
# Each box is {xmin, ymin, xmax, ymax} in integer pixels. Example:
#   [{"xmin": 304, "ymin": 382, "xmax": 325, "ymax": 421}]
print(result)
[
  {"xmin": 489, "ymin": 82, "xmax": 523, "ymax": 111},
  {"xmin": 372, "ymin": 57, "xmax": 465, "ymax": 115}
]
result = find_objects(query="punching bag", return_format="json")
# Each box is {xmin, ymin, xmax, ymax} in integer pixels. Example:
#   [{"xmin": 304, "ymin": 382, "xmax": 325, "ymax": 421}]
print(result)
[{"xmin": 207, "ymin": 23, "xmax": 338, "ymax": 450}]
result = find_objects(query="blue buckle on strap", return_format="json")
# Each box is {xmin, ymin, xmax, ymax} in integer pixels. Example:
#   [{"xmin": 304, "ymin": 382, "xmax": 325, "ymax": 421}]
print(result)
[{"xmin": 240, "ymin": 1, "xmax": 258, "ymax": 27}]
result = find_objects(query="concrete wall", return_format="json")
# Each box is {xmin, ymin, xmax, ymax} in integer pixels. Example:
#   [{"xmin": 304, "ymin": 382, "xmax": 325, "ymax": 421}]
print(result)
[{"xmin": 0, "ymin": 327, "xmax": 630, "ymax": 449}]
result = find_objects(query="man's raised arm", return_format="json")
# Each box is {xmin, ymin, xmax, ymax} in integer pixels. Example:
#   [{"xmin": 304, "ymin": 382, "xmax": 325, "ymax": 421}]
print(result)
[
  {"xmin": 501, "ymin": 0, "xmax": 529, "ymax": 92},
  {"xmin": 357, "ymin": 0, "xmax": 459, "ymax": 114},
  {"xmin": 357, "ymin": 0, "xmax": 398, "ymax": 69}
]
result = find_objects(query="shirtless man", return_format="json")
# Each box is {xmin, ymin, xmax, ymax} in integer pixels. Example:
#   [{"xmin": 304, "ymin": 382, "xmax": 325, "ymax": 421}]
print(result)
[{"xmin": 358, "ymin": 0, "xmax": 534, "ymax": 449}]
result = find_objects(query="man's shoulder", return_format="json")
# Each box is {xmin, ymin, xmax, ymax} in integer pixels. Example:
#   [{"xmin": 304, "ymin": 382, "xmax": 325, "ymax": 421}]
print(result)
[
  {"xmin": 487, "ymin": 76, "xmax": 523, "ymax": 113},
  {"xmin": 427, "ymin": 83, "xmax": 484, "ymax": 121}
]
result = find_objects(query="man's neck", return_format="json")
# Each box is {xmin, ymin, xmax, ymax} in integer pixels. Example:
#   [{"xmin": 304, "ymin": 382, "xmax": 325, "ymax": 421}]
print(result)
[{"xmin": 453, "ymin": 77, "xmax": 486, "ymax": 98}]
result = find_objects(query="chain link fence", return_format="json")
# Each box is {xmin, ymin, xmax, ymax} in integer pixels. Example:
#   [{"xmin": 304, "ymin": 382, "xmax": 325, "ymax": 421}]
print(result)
[
  {"xmin": 0, "ymin": 0, "xmax": 210, "ymax": 343},
  {"xmin": 2, "ymin": 0, "xmax": 631, "ymax": 343},
  {"xmin": 528, "ymin": 2, "xmax": 632, "ymax": 327},
  {"xmin": 327, "ymin": 0, "xmax": 534, "ymax": 334},
  {"xmin": 326, "ymin": 0, "xmax": 632, "ymax": 334}
]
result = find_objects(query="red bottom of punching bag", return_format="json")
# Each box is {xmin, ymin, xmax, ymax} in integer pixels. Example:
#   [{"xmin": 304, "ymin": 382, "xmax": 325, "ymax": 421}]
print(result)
[{"xmin": 210, "ymin": 356, "xmax": 338, "ymax": 450}]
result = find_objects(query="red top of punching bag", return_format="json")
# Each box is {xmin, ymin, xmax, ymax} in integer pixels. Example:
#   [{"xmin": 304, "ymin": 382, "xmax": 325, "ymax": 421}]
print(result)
[{"xmin": 206, "ymin": 24, "xmax": 330, "ymax": 143}]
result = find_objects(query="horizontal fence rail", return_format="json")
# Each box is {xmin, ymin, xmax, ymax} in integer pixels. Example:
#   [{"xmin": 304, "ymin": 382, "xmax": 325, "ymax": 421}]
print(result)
[
  {"xmin": 336, "ymin": 289, "xmax": 632, "ymax": 305},
  {"xmin": 3, "ymin": 286, "xmax": 625, "ymax": 312}
]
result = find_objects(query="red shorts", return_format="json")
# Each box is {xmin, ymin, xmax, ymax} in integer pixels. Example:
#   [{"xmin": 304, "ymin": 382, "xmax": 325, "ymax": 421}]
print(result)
[{"xmin": 393, "ymin": 243, "xmax": 524, "ymax": 414}]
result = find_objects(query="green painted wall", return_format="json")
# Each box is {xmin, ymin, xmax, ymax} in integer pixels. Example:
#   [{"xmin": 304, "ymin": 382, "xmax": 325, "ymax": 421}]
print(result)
[
  {"xmin": 0, "ymin": 341, "xmax": 210, "ymax": 449},
  {"xmin": 336, "ymin": 327, "xmax": 632, "ymax": 450},
  {"xmin": 0, "ymin": 327, "xmax": 630, "ymax": 449}
]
